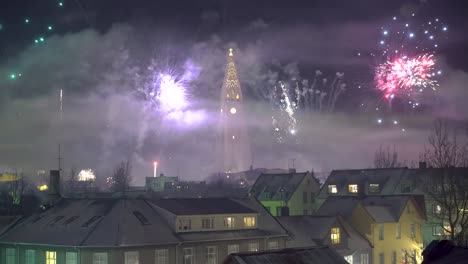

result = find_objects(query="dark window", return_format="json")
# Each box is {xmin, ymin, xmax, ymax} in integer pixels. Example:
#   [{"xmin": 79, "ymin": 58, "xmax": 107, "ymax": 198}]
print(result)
[
  {"xmin": 369, "ymin": 184, "xmax": 380, "ymax": 193},
  {"xmin": 82, "ymin": 216, "xmax": 102, "ymax": 227},
  {"xmin": 133, "ymin": 211, "xmax": 150, "ymax": 225},
  {"xmin": 302, "ymin": 191, "xmax": 308, "ymax": 203},
  {"xmin": 401, "ymin": 183, "xmax": 411, "ymax": 193},
  {"xmin": 63, "ymin": 216, "xmax": 79, "ymax": 225},
  {"xmin": 276, "ymin": 207, "xmax": 282, "ymax": 216},
  {"xmin": 310, "ymin": 192, "xmax": 315, "ymax": 203}
]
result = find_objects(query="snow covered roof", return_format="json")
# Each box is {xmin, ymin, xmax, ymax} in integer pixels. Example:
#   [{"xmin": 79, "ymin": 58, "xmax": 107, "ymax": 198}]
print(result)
[
  {"xmin": 224, "ymin": 246, "xmax": 349, "ymax": 264},
  {"xmin": 249, "ymin": 172, "xmax": 310, "ymax": 201},
  {"xmin": 0, "ymin": 198, "xmax": 178, "ymax": 247},
  {"xmin": 0, "ymin": 197, "xmax": 287, "ymax": 247},
  {"xmin": 150, "ymin": 197, "xmax": 257, "ymax": 215},
  {"xmin": 277, "ymin": 215, "xmax": 371, "ymax": 251}
]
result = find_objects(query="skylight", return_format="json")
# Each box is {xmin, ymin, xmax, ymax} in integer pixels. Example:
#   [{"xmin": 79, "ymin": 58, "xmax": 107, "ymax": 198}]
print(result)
[
  {"xmin": 81, "ymin": 216, "xmax": 102, "ymax": 227},
  {"xmin": 63, "ymin": 216, "xmax": 79, "ymax": 225},
  {"xmin": 133, "ymin": 211, "xmax": 150, "ymax": 225}
]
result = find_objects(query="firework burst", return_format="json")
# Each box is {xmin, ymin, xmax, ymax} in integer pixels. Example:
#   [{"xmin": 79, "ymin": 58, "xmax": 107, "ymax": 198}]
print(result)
[
  {"xmin": 376, "ymin": 54, "xmax": 438, "ymax": 98},
  {"xmin": 375, "ymin": 15, "xmax": 448, "ymax": 102}
]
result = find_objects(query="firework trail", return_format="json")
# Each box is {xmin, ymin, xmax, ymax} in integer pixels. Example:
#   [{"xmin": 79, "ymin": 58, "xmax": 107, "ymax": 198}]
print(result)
[{"xmin": 271, "ymin": 81, "xmax": 298, "ymax": 143}]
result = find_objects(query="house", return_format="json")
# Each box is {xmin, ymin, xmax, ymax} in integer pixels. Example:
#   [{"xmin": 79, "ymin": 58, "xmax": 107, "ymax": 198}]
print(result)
[
  {"xmin": 223, "ymin": 246, "xmax": 350, "ymax": 264},
  {"xmin": 0, "ymin": 172, "xmax": 289, "ymax": 264},
  {"xmin": 317, "ymin": 166, "xmax": 468, "ymax": 247},
  {"xmin": 421, "ymin": 240, "xmax": 468, "ymax": 264},
  {"xmin": 318, "ymin": 195, "xmax": 426, "ymax": 264},
  {"xmin": 249, "ymin": 170, "xmax": 320, "ymax": 216},
  {"xmin": 0, "ymin": 196, "xmax": 288, "ymax": 264},
  {"xmin": 277, "ymin": 215, "xmax": 372, "ymax": 264}
]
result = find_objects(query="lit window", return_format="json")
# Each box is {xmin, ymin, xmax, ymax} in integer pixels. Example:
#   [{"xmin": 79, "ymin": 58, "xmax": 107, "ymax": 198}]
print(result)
[
  {"xmin": 369, "ymin": 184, "xmax": 380, "ymax": 193},
  {"xmin": 230, "ymin": 107, "xmax": 237, "ymax": 114},
  {"xmin": 344, "ymin": 255, "xmax": 353, "ymax": 264},
  {"xmin": 328, "ymin": 185, "xmax": 338, "ymax": 194},
  {"xmin": 224, "ymin": 217, "xmax": 235, "ymax": 228},
  {"xmin": 155, "ymin": 249, "xmax": 168, "ymax": 264},
  {"xmin": 202, "ymin": 218, "xmax": 214, "ymax": 229},
  {"xmin": 396, "ymin": 223, "xmax": 401, "ymax": 239},
  {"xmin": 331, "ymin": 227, "xmax": 340, "ymax": 244},
  {"xmin": 433, "ymin": 204, "xmax": 442, "ymax": 215},
  {"xmin": 378, "ymin": 224, "xmax": 384, "ymax": 240},
  {"xmin": 178, "ymin": 218, "xmax": 192, "ymax": 231},
  {"xmin": 348, "ymin": 184, "xmax": 358, "ymax": 193},
  {"xmin": 25, "ymin": 249, "xmax": 35, "ymax": 264},
  {"xmin": 66, "ymin": 252, "xmax": 78, "ymax": 264},
  {"xmin": 243, "ymin": 216, "xmax": 256, "ymax": 228},
  {"xmin": 248, "ymin": 242, "xmax": 259, "ymax": 252},
  {"xmin": 183, "ymin": 248, "xmax": 193, "ymax": 264},
  {"xmin": 92, "ymin": 253, "xmax": 108, "ymax": 264},
  {"xmin": 236, "ymin": 94, "xmax": 240, "ymax": 100},
  {"xmin": 6, "ymin": 248, "xmax": 16, "ymax": 264},
  {"xmin": 410, "ymin": 250, "xmax": 417, "ymax": 264},
  {"xmin": 125, "ymin": 251, "xmax": 139, "ymax": 264},
  {"xmin": 46, "ymin": 251, "xmax": 57, "ymax": 264},
  {"xmin": 361, "ymin": 254, "xmax": 369, "ymax": 264},
  {"xmin": 206, "ymin": 246, "xmax": 217, "ymax": 264},
  {"xmin": 227, "ymin": 244, "xmax": 239, "ymax": 255},
  {"xmin": 268, "ymin": 241, "xmax": 279, "ymax": 250}
]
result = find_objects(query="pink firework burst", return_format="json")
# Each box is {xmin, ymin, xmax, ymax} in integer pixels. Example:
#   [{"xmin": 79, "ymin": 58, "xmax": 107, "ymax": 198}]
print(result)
[{"xmin": 375, "ymin": 54, "xmax": 438, "ymax": 98}]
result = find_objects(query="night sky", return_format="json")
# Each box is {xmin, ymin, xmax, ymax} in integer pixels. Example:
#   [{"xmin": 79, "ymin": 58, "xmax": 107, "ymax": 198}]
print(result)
[{"xmin": 1, "ymin": 0, "xmax": 468, "ymax": 183}]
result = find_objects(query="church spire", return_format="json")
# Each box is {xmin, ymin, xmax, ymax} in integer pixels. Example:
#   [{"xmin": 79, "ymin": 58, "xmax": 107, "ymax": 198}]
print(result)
[{"xmin": 219, "ymin": 48, "xmax": 251, "ymax": 173}]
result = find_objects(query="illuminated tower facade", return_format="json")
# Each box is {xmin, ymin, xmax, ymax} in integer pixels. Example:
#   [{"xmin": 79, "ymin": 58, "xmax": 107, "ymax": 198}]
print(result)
[{"xmin": 219, "ymin": 48, "xmax": 251, "ymax": 173}]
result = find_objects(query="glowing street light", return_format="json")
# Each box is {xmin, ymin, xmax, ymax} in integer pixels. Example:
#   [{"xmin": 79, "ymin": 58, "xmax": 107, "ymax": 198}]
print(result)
[{"xmin": 153, "ymin": 161, "xmax": 158, "ymax": 178}]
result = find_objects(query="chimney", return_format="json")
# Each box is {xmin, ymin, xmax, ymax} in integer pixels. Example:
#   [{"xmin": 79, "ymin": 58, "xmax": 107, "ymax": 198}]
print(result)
[
  {"xmin": 49, "ymin": 170, "xmax": 60, "ymax": 196},
  {"xmin": 419, "ymin": 162, "xmax": 427, "ymax": 169}
]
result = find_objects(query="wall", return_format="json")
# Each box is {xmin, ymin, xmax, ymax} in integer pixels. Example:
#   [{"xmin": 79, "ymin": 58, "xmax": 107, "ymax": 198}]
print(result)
[
  {"xmin": 175, "ymin": 213, "xmax": 258, "ymax": 232},
  {"xmin": 287, "ymin": 174, "xmax": 321, "ymax": 215},
  {"xmin": 259, "ymin": 200, "xmax": 286, "ymax": 216},
  {"xmin": 371, "ymin": 200, "xmax": 424, "ymax": 264},
  {"xmin": 0, "ymin": 238, "xmax": 286, "ymax": 264}
]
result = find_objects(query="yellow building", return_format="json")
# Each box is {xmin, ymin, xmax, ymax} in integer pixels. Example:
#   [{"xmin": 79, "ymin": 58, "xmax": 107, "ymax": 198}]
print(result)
[{"xmin": 319, "ymin": 196, "xmax": 426, "ymax": 264}]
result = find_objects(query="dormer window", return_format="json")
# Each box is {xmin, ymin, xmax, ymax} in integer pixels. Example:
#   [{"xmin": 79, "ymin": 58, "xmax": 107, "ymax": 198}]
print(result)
[
  {"xmin": 328, "ymin": 185, "xmax": 338, "ymax": 194},
  {"xmin": 331, "ymin": 227, "xmax": 340, "ymax": 244},
  {"xmin": 348, "ymin": 184, "xmax": 358, "ymax": 193},
  {"xmin": 202, "ymin": 218, "xmax": 214, "ymax": 229},
  {"xmin": 243, "ymin": 216, "xmax": 256, "ymax": 228},
  {"xmin": 224, "ymin": 217, "xmax": 235, "ymax": 229},
  {"xmin": 178, "ymin": 218, "xmax": 192, "ymax": 230},
  {"xmin": 369, "ymin": 184, "xmax": 380, "ymax": 193}
]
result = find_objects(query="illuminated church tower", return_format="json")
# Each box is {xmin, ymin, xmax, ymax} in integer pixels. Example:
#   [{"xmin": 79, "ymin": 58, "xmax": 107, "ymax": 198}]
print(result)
[{"xmin": 219, "ymin": 48, "xmax": 251, "ymax": 173}]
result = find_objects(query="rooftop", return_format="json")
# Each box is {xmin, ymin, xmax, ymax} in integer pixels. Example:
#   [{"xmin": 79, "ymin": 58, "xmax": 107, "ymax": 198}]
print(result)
[
  {"xmin": 224, "ymin": 246, "xmax": 350, "ymax": 264},
  {"xmin": 150, "ymin": 197, "xmax": 257, "ymax": 215},
  {"xmin": 250, "ymin": 171, "xmax": 310, "ymax": 201}
]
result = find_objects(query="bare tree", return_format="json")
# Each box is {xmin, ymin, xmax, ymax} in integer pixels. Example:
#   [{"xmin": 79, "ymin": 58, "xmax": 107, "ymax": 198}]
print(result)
[
  {"xmin": 373, "ymin": 145, "xmax": 403, "ymax": 168},
  {"xmin": 421, "ymin": 120, "xmax": 468, "ymax": 246},
  {"xmin": 109, "ymin": 160, "xmax": 132, "ymax": 192}
]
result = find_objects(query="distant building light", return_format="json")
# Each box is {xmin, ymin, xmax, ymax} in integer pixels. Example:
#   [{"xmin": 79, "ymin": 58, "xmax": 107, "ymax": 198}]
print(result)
[{"xmin": 38, "ymin": 184, "xmax": 49, "ymax": 191}]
